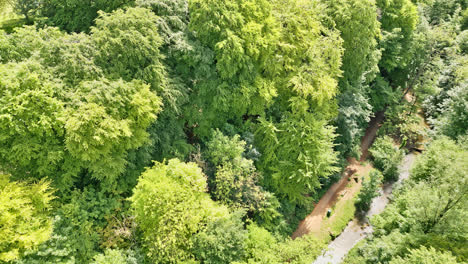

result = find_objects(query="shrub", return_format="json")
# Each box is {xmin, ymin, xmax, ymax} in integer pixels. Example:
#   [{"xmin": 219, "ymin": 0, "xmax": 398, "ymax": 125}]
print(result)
[
  {"xmin": 369, "ymin": 136, "xmax": 404, "ymax": 181},
  {"xmin": 355, "ymin": 169, "xmax": 383, "ymax": 212}
]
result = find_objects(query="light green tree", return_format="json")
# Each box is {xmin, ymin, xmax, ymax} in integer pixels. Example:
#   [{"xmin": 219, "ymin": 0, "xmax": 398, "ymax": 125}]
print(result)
[
  {"xmin": 0, "ymin": 174, "xmax": 54, "ymax": 262},
  {"xmin": 129, "ymin": 159, "xmax": 229, "ymax": 263}
]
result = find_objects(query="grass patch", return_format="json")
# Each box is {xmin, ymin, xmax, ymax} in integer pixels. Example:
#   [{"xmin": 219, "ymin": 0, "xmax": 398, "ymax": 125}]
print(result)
[{"xmin": 322, "ymin": 196, "xmax": 357, "ymax": 237}]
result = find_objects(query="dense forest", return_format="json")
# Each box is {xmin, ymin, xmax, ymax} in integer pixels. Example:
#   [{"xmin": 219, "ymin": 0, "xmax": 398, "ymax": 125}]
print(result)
[{"xmin": 0, "ymin": 0, "xmax": 466, "ymax": 263}]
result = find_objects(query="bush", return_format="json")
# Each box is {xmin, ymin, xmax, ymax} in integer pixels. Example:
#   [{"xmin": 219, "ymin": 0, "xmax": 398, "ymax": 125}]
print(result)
[
  {"xmin": 355, "ymin": 169, "xmax": 383, "ymax": 212},
  {"xmin": 191, "ymin": 212, "xmax": 247, "ymax": 264},
  {"xmin": 369, "ymin": 136, "xmax": 404, "ymax": 181}
]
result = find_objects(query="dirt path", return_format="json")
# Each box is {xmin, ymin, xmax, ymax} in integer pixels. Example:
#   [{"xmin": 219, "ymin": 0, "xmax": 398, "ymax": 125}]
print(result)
[{"xmin": 291, "ymin": 112, "xmax": 384, "ymax": 239}]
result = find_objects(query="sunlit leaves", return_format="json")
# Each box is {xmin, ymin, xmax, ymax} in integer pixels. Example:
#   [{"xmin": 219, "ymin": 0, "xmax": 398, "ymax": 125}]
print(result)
[{"xmin": 0, "ymin": 175, "xmax": 54, "ymax": 262}]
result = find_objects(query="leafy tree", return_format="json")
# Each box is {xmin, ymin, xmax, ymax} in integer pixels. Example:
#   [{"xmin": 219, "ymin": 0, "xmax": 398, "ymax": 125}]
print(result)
[
  {"xmin": 422, "ymin": 0, "xmax": 467, "ymax": 25},
  {"xmin": 91, "ymin": 249, "xmax": 144, "ymax": 264},
  {"xmin": 256, "ymin": 114, "xmax": 339, "ymax": 204},
  {"xmin": 355, "ymin": 169, "xmax": 383, "ymax": 212},
  {"xmin": 389, "ymin": 246, "xmax": 459, "ymax": 264},
  {"xmin": 191, "ymin": 211, "xmax": 247, "ymax": 264},
  {"xmin": 241, "ymin": 223, "xmax": 327, "ymax": 264},
  {"xmin": 40, "ymin": 0, "xmax": 133, "ymax": 32},
  {"xmin": 13, "ymin": 0, "xmax": 40, "ymax": 22},
  {"xmin": 0, "ymin": 0, "xmax": 12, "ymax": 12},
  {"xmin": 335, "ymin": 88, "xmax": 373, "ymax": 157},
  {"xmin": 0, "ymin": 60, "xmax": 162, "ymax": 189},
  {"xmin": 377, "ymin": 0, "xmax": 419, "ymax": 74},
  {"xmin": 270, "ymin": 0, "xmax": 343, "ymax": 113},
  {"xmin": 433, "ymin": 84, "xmax": 468, "ymax": 139},
  {"xmin": 325, "ymin": 0, "xmax": 381, "ymax": 86},
  {"xmin": 90, "ymin": 8, "xmax": 168, "ymax": 97},
  {"xmin": 0, "ymin": 174, "xmax": 54, "ymax": 262},
  {"xmin": 369, "ymin": 136, "xmax": 404, "ymax": 181},
  {"xmin": 186, "ymin": 0, "xmax": 279, "ymax": 138},
  {"xmin": 129, "ymin": 159, "xmax": 229, "ymax": 263},
  {"xmin": 206, "ymin": 130, "xmax": 280, "ymax": 228},
  {"xmin": 252, "ymin": 0, "xmax": 342, "ymax": 205}
]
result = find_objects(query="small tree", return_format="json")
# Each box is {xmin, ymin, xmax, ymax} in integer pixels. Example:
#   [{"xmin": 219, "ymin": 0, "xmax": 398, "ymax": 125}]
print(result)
[
  {"xmin": 369, "ymin": 136, "xmax": 404, "ymax": 182},
  {"xmin": 355, "ymin": 169, "xmax": 383, "ymax": 212}
]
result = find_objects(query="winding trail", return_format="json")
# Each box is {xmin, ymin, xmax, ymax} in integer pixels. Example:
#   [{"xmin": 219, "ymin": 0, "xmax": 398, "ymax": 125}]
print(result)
[{"xmin": 291, "ymin": 111, "xmax": 385, "ymax": 239}]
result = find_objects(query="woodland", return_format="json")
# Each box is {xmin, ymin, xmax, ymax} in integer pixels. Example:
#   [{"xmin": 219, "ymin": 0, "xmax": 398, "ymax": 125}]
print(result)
[{"xmin": 0, "ymin": 0, "xmax": 466, "ymax": 263}]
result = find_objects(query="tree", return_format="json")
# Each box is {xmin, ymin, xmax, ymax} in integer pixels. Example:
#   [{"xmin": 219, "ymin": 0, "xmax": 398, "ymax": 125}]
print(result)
[
  {"xmin": 13, "ymin": 0, "xmax": 40, "ymax": 22},
  {"xmin": 91, "ymin": 249, "xmax": 144, "ymax": 264},
  {"xmin": 369, "ymin": 136, "xmax": 404, "ymax": 181},
  {"xmin": 191, "ymin": 212, "xmax": 247, "ymax": 264},
  {"xmin": 90, "ymin": 8, "xmax": 168, "ymax": 97},
  {"xmin": 255, "ymin": 114, "xmax": 339, "ymax": 204},
  {"xmin": 350, "ymin": 139, "xmax": 468, "ymax": 263},
  {"xmin": 129, "ymin": 159, "xmax": 229, "ymax": 263},
  {"xmin": 206, "ymin": 130, "xmax": 280, "ymax": 227},
  {"xmin": 389, "ymin": 246, "xmax": 459, "ymax": 264},
  {"xmin": 377, "ymin": 0, "xmax": 419, "ymax": 74},
  {"xmin": 40, "ymin": 0, "xmax": 133, "ymax": 32},
  {"xmin": 186, "ymin": 0, "xmax": 279, "ymax": 138},
  {"xmin": 253, "ymin": 0, "xmax": 343, "ymax": 204},
  {"xmin": 0, "ymin": 174, "xmax": 54, "ymax": 262},
  {"xmin": 325, "ymin": 0, "xmax": 381, "ymax": 86},
  {"xmin": 0, "ymin": 60, "xmax": 161, "ymax": 190},
  {"xmin": 324, "ymin": 0, "xmax": 381, "ymax": 156},
  {"xmin": 355, "ymin": 169, "xmax": 383, "ymax": 212}
]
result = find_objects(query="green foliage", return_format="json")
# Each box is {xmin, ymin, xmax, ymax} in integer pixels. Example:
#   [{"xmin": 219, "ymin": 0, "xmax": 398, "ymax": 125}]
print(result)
[
  {"xmin": 369, "ymin": 136, "xmax": 404, "ymax": 181},
  {"xmin": 0, "ymin": 175, "xmax": 54, "ymax": 262},
  {"xmin": 91, "ymin": 249, "xmax": 144, "ymax": 264},
  {"xmin": 422, "ymin": 0, "xmax": 467, "ymax": 25},
  {"xmin": 41, "ymin": 0, "xmax": 133, "ymax": 32},
  {"xmin": 377, "ymin": 0, "xmax": 419, "ymax": 73},
  {"xmin": 13, "ymin": 0, "xmax": 40, "ymax": 22},
  {"xmin": 389, "ymin": 246, "xmax": 459, "ymax": 264},
  {"xmin": 349, "ymin": 138, "xmax": 468, "ymax": 263},
  {"xmin": 91, "ymin": 8, "xmax": 167, "ymax": 95},
  {"xmin": 0, "ymin": 60, "xmax": 161, "ymax": 189},
  {"xmin": 206, "ymin": 130, "xmax": 246, "ymax": 167},
  {"xmin": 325, "ymin": 0, "xmax": 381, "ymax": 86},
  {"xmin": 272, "ymin": 235, "xmax": 327, "ymax": 264},
  {"xmin": 335, "ymin": 88, "xmax": 373, "ymax": 157},
  {"xmin": 191, "ymin": 212, "xmax": 247, "ymax": 264},
  {"xmin": 326, "ymin": 0, "xmax": 381, "ymax": 157},
  {"xmin": 270, "ymin": 0, "xmax": 343, "ymax": 114},
  {"xmin": 242, "ymin": 223, "xmax": 278, "ymax": 263},
  {"xmin": 241, "ymin": 224, "xmax": 327, "ymax": 264},
  {"xmin": 433, "ymin": 84, "xmax": 468, "ymax": 139},
  {"xmin": 256, "ymin": 115, "xmax": 339, "ymax": 204},
  {"xmin": 356, "ymin": 170, "xmax": 384, "ymax": 212},
  {"xmin": 129, "ymin": 159, "xmax": 229, "ymax": 263},
  {"xmin": 186, "ymin": 0, "xmax": 278, "ymax": 137},
  {"xmin": 369, "ymin": 76, "xmax": 399, "ymax": 112},
  {"xmin": 205, "ymin": 130, "xmax": 280, "ymax": 227},
  {"xmin": 53, "ymin": 188, "xmax": 121, "ymax": 262}
]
